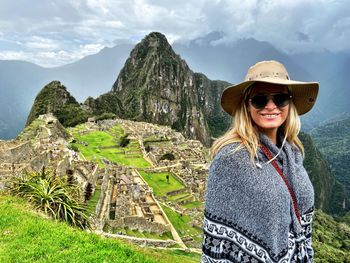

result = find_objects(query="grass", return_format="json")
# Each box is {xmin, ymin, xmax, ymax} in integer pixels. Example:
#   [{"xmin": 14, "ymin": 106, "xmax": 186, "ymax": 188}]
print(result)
[
  {"xmin": 70, "ymin": 130, "xmax": 151, "ymax": 168},
  {"xmin": 168, "ymin": 193, "xmax": 190, "ymax": 202},
  {"xmin": 86, "ymin": 187, "xmax": 101, "ymax": 215},
  {"xmin": 138, "ymin": 171, "xmax": 184, "ymax": 197},
  {"xmin": 182, "ymin": 201, "xmax": 204, "ymax": 210},
  {"xmin": 0, "ymin": 193, "xmax": 201, "ymax": 263},
  {"xmin": 161, "ymin": 205, "xmax": 203, "ymax": 244}
]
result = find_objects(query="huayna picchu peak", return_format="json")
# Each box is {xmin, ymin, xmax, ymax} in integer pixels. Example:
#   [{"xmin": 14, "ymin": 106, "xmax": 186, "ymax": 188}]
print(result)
[{"xmin": 87, "ymin": 32, "xmax": 231, "ymax": 146}]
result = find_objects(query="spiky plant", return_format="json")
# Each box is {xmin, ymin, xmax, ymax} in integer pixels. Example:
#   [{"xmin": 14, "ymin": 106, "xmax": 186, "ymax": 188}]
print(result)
[{"xmin": 11, "ymin": 169, "xmax": 89, "ymax": 229}]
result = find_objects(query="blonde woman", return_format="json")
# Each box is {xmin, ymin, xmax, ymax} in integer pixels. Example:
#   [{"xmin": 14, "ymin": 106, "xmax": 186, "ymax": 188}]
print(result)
[{"xmin": 201, "ymin": 61, "xmax": 319, "ymax": 263}]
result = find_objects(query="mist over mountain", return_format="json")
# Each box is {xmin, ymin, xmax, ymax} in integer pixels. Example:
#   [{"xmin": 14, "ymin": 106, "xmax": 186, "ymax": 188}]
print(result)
[
  {"xmin": 173, "ymin": 32, "xmax": 350, "ymax": 130},
  {"xmin": 0, "ymin": 44, "xmax": 132, "ymax": 139},
  {"xmin": 1, "ymin": 31, "xmax": 350, "ymax": 140}
]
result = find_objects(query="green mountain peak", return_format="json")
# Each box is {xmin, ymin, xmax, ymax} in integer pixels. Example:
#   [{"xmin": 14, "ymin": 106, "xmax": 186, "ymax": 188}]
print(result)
[{"xmin": 26, "ymin": 81, "xmax": 89, "ymax": 128}]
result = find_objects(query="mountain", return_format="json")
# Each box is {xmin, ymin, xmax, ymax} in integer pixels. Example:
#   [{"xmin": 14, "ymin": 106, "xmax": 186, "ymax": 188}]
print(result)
[
  {"xmin": 2, "ymin": 31, "xmax": 350, "ymax": 140},
  {"xmin": 299, "ymin": 132, "xmax": 349, "ymax": 216},
  {"xmin": 26, "ymin": 81, "xmax": 90, "ymax": 128},
  {"xmin": 87, "ymin": 32, "xmax": 231, "ymax": 146},
  {"xmin": 0, "ymin": 43, "xmax": 132, "ymax": 140},
  {"xmin": 0, "ymin": 61, "xmax": 50, "ymax": 139},
  {"xmin": 173, "ymin": 36, "xmax": 313, "ymax": 84},
  {"xmin": 173, "ymin": 32, "xmax": 350, "ymax": 130},
  {"xmin": 310, "ymin": 115, "xmax": 350, "ymax": 215}
]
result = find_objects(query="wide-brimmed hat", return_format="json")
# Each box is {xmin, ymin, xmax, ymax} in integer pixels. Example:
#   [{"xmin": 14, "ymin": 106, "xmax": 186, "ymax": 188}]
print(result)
[{"xmin": 221, "ymin": 60, "xmax": 319, "ymax": 116}]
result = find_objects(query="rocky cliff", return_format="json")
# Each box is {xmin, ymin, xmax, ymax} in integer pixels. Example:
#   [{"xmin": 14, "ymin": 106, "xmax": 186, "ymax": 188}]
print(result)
[{"xmin": 87, "ymin": 32, "xmax": 231, "ymax": 146}]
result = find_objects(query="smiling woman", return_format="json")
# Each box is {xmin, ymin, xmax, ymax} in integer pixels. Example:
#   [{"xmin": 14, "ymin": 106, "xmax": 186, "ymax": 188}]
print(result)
[
  {"xmin": 247, "ymin": 83, "xmax": 291, "ymax": 144},
  {"xmin": 202, "ymin": 60, "xmax": 319, "ymax": 263}
]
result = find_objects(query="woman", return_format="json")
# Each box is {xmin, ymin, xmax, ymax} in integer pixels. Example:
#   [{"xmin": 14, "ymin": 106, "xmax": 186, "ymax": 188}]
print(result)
[{"xmin": 201, "ymin": 60, "xmax": 319, "ymax": 263}]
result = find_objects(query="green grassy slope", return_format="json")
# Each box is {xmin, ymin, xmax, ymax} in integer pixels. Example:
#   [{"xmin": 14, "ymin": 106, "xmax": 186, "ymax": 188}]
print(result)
[
  {"xmin": 69, "ymin": 125, "xmax": 150, "ymax": 168},
  {"xmin": 0, "ymin": 194, "xmax": 201, "ymax": 263}
]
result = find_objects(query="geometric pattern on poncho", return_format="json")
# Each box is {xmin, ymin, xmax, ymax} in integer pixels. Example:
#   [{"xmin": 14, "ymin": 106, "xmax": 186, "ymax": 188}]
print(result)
[{"xmin": 201, "ymin": 208, "xmax": 314, "ymax": 263}]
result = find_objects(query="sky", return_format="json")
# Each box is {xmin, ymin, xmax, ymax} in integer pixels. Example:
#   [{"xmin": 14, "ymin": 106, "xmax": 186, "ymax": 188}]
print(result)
[{"xmin": 0, "ymin": 0, "xmax": 349, "ymax": 67}]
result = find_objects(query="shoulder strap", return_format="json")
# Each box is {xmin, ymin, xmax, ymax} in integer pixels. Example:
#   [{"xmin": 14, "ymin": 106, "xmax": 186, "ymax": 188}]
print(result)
[{"xmin": 260, "ymin": 144, "xmax": 301, "ymax": 224}]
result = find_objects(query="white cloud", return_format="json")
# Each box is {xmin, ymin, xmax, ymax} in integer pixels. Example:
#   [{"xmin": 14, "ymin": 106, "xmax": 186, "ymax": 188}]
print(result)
[
  {"xmin": 0, "ymin": 0, "xmax": 349, "ymax": 66},
  {"xmin": 25, "ymin": 36, "xmax": 61, "ymax": 50}
]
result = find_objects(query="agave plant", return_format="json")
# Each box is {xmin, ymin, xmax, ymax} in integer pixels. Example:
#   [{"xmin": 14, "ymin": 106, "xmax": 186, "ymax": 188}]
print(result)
[{"xmin": 11, "ymin": 169, "xmax": 89, "ymax": 229}]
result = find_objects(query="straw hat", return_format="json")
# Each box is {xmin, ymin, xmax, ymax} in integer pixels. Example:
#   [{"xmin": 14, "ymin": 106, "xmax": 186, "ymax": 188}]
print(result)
[{"xmin": 221, "ymin": 60, "xmax": 319, "ymax": 116}]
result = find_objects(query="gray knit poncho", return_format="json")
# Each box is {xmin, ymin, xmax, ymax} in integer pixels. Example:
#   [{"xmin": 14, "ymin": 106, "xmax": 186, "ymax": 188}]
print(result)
[{"xmin": 201, "ymin": 133, "xmax": 314, "ymax": 263}]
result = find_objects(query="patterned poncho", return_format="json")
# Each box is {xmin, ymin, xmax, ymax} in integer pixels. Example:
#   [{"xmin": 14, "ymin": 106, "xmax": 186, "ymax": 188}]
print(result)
[{"xmin": 202, "ymin": 134, "xmax": 314, "ymax": 263}]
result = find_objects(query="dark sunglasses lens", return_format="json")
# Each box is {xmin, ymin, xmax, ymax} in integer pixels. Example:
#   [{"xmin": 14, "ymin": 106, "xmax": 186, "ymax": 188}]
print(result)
[
  {"xmin": 251, "ymin": 95, "xmax": 267, "ymax": 109},
  {"xmin": 250, "ymin": 93, "xmax": 290, "ymax": 109},
  {"xmin": 273, "ymin": 94, "xmax": 290, "ymax": 107}
]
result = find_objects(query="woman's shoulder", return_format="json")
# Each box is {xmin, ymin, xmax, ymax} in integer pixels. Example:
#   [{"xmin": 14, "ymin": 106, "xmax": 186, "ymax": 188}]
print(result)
[
  {"xmin": 286, "ymin": 142, "xmax": 304, "ymax": 165},
  {"xmin": 211, "ymin": 142, "xmax": 251, "ymax": 169}
]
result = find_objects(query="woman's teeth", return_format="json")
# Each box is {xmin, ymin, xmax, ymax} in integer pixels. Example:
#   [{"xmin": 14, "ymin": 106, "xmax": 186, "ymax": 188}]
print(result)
[{"xmin": 261, "ymin": 113, "xmax": 279, "ymax": 118}]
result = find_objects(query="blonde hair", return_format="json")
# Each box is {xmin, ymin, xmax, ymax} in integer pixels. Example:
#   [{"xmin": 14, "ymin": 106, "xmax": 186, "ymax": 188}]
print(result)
[{"xmin": 210, "ymin": 87, "xmax": 304, "ymax": 163}]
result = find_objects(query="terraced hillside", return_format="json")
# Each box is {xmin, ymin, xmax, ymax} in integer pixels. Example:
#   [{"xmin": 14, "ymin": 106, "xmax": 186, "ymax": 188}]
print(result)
[{"xmin": 68, "ymin": 118, "xmax": 207, "ymax": 249}]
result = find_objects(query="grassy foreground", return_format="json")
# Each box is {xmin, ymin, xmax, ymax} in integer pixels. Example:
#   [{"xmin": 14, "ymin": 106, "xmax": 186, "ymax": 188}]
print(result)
[{"xmin": 0, "ymin": 193, "xmax": 200, "ymax": 263}]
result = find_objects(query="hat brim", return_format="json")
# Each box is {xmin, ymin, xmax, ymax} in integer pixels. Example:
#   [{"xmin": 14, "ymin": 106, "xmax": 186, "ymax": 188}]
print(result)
[{"xmin": 221, "ymin": 78, "xmax": 319, "ymax": 116}]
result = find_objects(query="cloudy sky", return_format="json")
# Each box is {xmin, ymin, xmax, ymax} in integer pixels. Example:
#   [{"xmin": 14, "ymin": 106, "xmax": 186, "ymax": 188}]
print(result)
[{"xmin": 0, "ymin": 0, "xmax": 349, "ymax": 67}]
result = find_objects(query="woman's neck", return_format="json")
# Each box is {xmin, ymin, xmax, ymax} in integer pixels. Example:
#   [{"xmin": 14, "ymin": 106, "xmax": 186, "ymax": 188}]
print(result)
[{"xmin": 259, "ymin": 128, "xmax": 278, "ymax": 145}]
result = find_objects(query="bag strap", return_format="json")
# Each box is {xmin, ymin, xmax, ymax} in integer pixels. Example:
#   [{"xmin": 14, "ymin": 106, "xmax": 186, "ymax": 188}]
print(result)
[{"xmin": 260, "ymin": 144, "xmax": 301, "ymax": 224}]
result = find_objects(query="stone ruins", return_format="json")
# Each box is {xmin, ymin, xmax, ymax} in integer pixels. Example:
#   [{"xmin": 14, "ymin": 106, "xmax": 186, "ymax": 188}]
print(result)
[{"xmin": 0, "ymin": 114, "xmax": 209, "ymax": 249}]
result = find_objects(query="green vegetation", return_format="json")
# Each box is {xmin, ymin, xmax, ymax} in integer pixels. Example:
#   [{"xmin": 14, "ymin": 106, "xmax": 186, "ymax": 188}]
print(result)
[
  {"xmin": 86, "ymin": 187, "xmax": 101, "ymax": 215},
  {"xmin": 0, "ymin": 194, "xmax": 201, "ymax": 263},
  {"xmin": 161, "ymin": 205, "xmax": 202, "ymax": 244},
  {"xmin": 310, "ymin": 116, "xmax": 350, "ymax": 215},
  {"xmin": 119, "ymin": 134, "xmax": 131, "ymax": 147},
  {"xmin": 207, "ymin": 114, "xmax": 231, "ymax": 138},
  {"xmin": 159, "ymin": 152, "xmax": 175, "ymax": 161},
  {"xmin": 299, "ymin": 132, "xmax": 349, "ymax": 216},
  {"xmin": 138, "ymin": 171, "xmax": 184, "ymax": 197},
  {"xmin": 17, "ymin": 117, "xmax": 70, "ymax": 142},
  {"xmin": 11, "ymin": 170, "xmax": 89, "ymax": 229},
  {"xmin": 95, "ymin": 112, "xmax": 116, "ymax": 121},
  {"xmin": 26, "ymin": 81, "xmax": 90, "ymax": 128},
  {"xmin": 181, "ymin": 201, "xmax": 203, "ymax": 210},
  {"xmin": 69, "ymin": 128, "xmax": 150, "ymax": 168},
  {"xmin": 313, "ymin": 210, "xmax": 350, "ymax": 262}
]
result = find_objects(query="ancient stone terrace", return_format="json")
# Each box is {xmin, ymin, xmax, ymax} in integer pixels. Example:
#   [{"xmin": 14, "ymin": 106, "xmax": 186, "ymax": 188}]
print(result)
[
  {"xmin": 95, "ymin": 164, "xmax": 171, "ymax": 235},
  {"xmin": 1, "ymin": 115, "xmax": 206, "ymax": 247},
  {"xmin": 95, "ymin": 118, "xmax": 208, "ymax": 204},
  {"xmin": 0, "ymin": 114, "xmax": 97, "ymax": 195}
]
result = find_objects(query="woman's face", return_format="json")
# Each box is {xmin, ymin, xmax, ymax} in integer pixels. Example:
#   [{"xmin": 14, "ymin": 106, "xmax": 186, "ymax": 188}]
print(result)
[{"xmin": 247, "ymin": 83, "xmax": 290, "ymax": 135}]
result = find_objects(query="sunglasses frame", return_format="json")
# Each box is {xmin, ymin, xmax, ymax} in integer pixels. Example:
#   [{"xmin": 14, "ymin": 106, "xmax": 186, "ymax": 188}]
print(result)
[{"xmin": 248, "ymin": 93, "xmax": 292, "ymax": 109}]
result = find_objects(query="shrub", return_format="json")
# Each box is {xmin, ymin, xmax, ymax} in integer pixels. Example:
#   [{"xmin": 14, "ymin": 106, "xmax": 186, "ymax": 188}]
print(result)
[
  {"xmin": 160, "ymin": 153, "xmax": 175, "ymax": 161},
  {"xmin": 119, "ymin": 134, "xmax": 130, "ymax": 147},
  {"xmin": 68, "ymin": 144, "xmax": 79, "ymax": 152},
  {"xmin": 95, "ymin": 112, "xmax": 116, "ymax": 121},
  {"xmin": 11, "ymin": 169, "xmax": 89, "ymax": 229}
]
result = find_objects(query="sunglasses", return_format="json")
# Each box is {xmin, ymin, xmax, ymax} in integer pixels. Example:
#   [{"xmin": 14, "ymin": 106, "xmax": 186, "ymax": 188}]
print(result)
[{"xmin": 249, "ymin": 93, "xmax": 292, "ymax": 109}]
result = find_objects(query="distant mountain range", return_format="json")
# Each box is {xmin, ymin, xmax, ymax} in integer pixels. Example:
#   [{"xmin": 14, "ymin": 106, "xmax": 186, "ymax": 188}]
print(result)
[
  {"xmin": 0, "ymin": 31, "xmax": 349, "ymax": 139},
  {"xmin": 0, "ymin": 44, "xmax": 132, "ymax": 139}
]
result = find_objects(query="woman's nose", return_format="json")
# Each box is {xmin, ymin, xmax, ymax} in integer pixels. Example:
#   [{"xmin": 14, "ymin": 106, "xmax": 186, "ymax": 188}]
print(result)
[{"xmin": 265, "ymin": 97, "xmax": 277, "ymax": 109}]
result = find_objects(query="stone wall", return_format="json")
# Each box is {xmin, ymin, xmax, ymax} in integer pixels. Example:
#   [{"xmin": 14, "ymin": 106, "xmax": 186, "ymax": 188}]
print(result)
[
  {"xmin": 100, "ymin": 232, "xmax": 178, "ymax": 248},
  {"xmin": 106, "ymin": 216, "xmax": 171, "ymax": 234},
  {"xmin": 95, "ymin": 173, "xmax": 109, "ymax": 218}
]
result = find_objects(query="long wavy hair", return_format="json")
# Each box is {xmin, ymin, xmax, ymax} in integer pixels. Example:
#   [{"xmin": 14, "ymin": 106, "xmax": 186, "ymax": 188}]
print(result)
[{"xmin": 210, "ymin": 85, "xmax": 304, "ymax": 163}]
